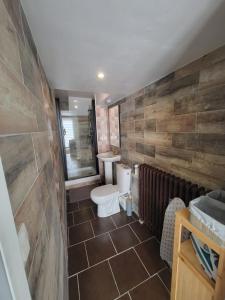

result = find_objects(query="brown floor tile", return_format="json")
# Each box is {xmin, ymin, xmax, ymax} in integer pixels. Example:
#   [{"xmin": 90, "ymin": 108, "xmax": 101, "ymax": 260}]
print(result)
[
  {"xmin": 69, "ymin": 222, "xmax": 94, "ymax": 245},
  {"xmin": 79, "ymin": 198, "xmax": 96, "ymax": 209},
  {"xmin": 129, "ymin": 221, "xmax": 152, "ymax": 242},
  {"xmin": 110, "ymin": 225, "xmax": 139, "ymax": 252},
  {"xmin": 67, "ymin": 202, "xmax": 79, "ymax": 212},
  {"xmin": 111, "ymin": 211, "xmax": 134, "ymax": 227},
  {"xmin": 73, "ymin": 207, "xmax": 94, "ymax": 224},
  {"xmin": 78, "ymin": 261, "xmax": 119, "ymax": 300},
  {"xmin": 68, "ymin": 243, "xmax": 88, "ymax": 275},
  {"xmin": 109, "ymin": 249, "xmax": 148, "ymax": 294},
  {"xmin": 69, "ymin": 184, "xmax": 98, "ymax": 202},
  {"xmin": 135, "ymin": 238, "xmax": 165, "ymax": 275},
  {"xmin": 69, "ymin": 276, "xmax": 79, "ymax": 300},
  {"xmin": 91, "ymin": 217, "xmax": 116, "ymax": 236},
  {"xmin": 129, "ymin": 276, "xmax": 169, "ymax": 300},
  {"xmin": 86, "ymin": 233, "xmax": 116, "ymax": 266},
  {"xmin": 92, "ymin": 205, "xmax": 98, "ymax": 218},
  {"xmin": 67, "ymin": 212, "xmax": 74, "ymax": 227},
  {"xmin": 158, "ymin": 268, "xmax": 172, "ymax": 291},
  {"xmin": 117, "ymin": 294, "xmax": 130, "ymax": 300}
]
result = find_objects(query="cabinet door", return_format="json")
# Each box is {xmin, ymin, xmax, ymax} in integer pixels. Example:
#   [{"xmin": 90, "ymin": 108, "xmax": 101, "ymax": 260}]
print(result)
[{"xmin": 175, "ymin": 257, "xmax": 213, "ymax": 300}]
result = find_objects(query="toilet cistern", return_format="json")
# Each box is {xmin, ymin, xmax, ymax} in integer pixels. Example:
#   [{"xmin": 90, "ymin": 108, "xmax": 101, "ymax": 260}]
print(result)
[{"xmin": 97, "ymin": 152, "xmax": 121, "ymax": 184}]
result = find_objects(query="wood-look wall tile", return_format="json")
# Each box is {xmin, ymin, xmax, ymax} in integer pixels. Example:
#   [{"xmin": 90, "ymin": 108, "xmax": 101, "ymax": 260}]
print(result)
[
  {"xmin": 135, "ymin": 120, "xmax": 144, "ymax": 138},
  {"xmin": 199, "ymin": 60, "xmax": 225, "ymax": 89},
  {"xmin": 144, "ymin": 97, "xmax": 174, "ymax": 120},
  {"xmin": 144, "ymin": 132, "xmax": 172, "ymax": 146},
  {"xmin": 28, "ymin": 217, "xmax": 49, "ymax": 300},
  {"xmin": 136, "ymin": 143, "xmax": 155, "ymax": 157},
  {"xmin": 135, "ymin": 95, "xmax": 144, "ymax": 109},
  {"xmin": 20, "ymin": 7, "xmax": 38, "ymax": 63},
  {"xmin": 15, "ymin": 172, "xmax": 48, "ymax": 274},
  {"xmin": 32, "ymin": 132, "xmax": 50, "ymax": 172},
  {"xmin": 155, "ymin": 146, "xmax": 192, "ymax": 168},
  {"xmin": 0, "ymin": 0, "xmax": 22, "ymax": 80},
  {"xmin": 0, "ymin": 134, "xmax": 37, "ymax": 214},
  {"xmin": 0, "ymin": 60, "xmax": 37, "ymax": 134},
  {"xmin": 2, "ymin": 0, "xmax": 24, "ymax": 41},
  {"xmin": 157, "ymin": 72, "xmax": 199, "ymax": 97},
  {"xmin": 197, "ymin": 110, "xmax": 225, "ymax": 133},
  {"xmin": 144, "ymin": 119, "xmax": 156, "ymax": 132},
  {"xmin": 156, "ymin": 114, "xmax": 196, "ymax": 132},
  {"xmin": 19, "ymin": 40, "xmax": 43, "ymax": 100},
  {"xmin": 175, "ymin": 84, "xmax": 225, "ymax": 114},
  {"xmin": 172, "ymin": 133, "xmax": 225, "ymax": 155}
]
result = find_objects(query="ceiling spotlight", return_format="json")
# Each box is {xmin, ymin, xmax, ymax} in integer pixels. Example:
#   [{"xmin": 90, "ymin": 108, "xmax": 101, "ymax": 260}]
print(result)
[
  {"xmin": 74, "ymin": 105, "xmax": 78, "ymax": 109},
  {"xmin": 97, "ymin": 72, "xmax": 105, "ymax": 79},
  {"xmin": 73, "ymin": 99, "xmax": 77, "ymax": 103}
]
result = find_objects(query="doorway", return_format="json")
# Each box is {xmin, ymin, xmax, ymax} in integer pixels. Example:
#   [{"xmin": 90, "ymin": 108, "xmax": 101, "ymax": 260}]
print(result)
[{"xmin": 56, "ymin": 97, "xmax": 98, "ymax": 181}]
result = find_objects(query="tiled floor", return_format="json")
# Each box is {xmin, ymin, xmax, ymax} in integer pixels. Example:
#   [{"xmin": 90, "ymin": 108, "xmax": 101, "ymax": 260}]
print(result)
[{"xmin": 67, "ymin": 185, "xmax": 171, "ymax": 300}]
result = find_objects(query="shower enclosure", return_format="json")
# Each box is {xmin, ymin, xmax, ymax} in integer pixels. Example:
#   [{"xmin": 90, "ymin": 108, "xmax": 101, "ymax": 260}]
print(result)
[{"xmin": 56, "ymin": 97, "xmax": 98, "ymax": 180}]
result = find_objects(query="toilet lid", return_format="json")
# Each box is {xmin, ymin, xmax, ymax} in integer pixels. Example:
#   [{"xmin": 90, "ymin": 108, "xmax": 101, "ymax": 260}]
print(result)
[{"xmin": 91, "ymin": 184, "xmax": 118, "ymax": 199}]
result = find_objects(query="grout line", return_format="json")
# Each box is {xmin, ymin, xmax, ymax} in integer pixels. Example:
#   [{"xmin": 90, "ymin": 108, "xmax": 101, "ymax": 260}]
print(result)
[
  {"xmin": 68, "ymin": 245, "xmax": 137, "ymax": 278},
  {"xmin": 77, "ymin": 274, "xmax": 81, "ymax": 300},
  {"xmin": 68, "ymin": 227, "xmax": 154, "ymax": 249},
  {"xmin": 128, "ymin": 224, "xmax": 141, "ymax": 243},
  {"xmin": 133, "ymin": 248, "xmax": 151, "ymax": 278},
  {"xmin": 90, "ymin": 206, "xmax": 96, "ymax": 219},
  {"xmin": 84, "ymin": 241, "xmax": 90, "ymax": 268},
  {"xmin": 157, "ymin": 273, "xmax": 170, "ymax": 294},
  {"xmin": 108, "ymin": 232, "xmax": 118, "ymax": 254},
  {"xmin": 89, "ymin": 220, "xmax": 95, "ymax": 237},
  {"xmin": 108, "ymin": 260, "xmax": 120, "ymax": 296},
  {"xmin": 113, "ymin": 292, "xmax": 129, "ymax": 300},
  {"xmin": 127, "ymin": 276, "xmax": 150, "ymax": 293}
]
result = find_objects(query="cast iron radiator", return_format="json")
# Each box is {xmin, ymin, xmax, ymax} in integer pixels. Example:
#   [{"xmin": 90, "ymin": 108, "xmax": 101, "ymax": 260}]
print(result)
[{"xmin": 139, "ymin": 164, "xmax": 207, "ymax": 240}]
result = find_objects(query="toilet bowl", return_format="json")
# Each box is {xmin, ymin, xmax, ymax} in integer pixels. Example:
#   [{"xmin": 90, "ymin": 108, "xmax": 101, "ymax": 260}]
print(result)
[{"xmin": 91, "ymin": 164, "xmax": 131, "ymax": 218}]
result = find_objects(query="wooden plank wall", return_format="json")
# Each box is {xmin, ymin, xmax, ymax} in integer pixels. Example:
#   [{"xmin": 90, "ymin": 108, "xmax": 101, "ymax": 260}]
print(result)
[
  {"xmin": 0, "ymin": 0, "xmax": 68, "ymax": 299},
  {"xmin": 119, "ymin": 45, "xmax": 225, "ymax": 190}
]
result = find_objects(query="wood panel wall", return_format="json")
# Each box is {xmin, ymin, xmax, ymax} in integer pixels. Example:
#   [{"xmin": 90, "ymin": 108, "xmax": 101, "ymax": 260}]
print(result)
[
  {"xmin": 0, "ymin": 0, "xmax": 67, "ymax": 299},
  {"xmin": 119, "ymin": 45, "xmax": 225, "ymax": 190}
]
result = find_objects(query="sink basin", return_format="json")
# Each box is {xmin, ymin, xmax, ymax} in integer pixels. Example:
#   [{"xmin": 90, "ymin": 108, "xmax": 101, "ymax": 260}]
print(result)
[
  {"xmin": 97, "ymin": 152, "xmax": 121, "ymax": 184},
  {"xmin": 97, "ymin": 152, "xmax": 121, "ymax": 162}
]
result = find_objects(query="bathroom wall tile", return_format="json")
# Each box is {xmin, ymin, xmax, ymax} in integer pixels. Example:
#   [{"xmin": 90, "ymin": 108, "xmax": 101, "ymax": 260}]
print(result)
[
  {"xmin": 2, "ymin": 0, "xmax": 24, "ymax": 41},
  {"xmin": 174, "ymin": 84, "xmax": 225, "ymax": 114},
  {"xmin": 28, "ymin": 217, "xmax": 49, "ymax": 300},
  {"xmin": 144, "ymin": 119, "xmax": 156, "ymax": 132},
  {"xmin": 199, "ymin": 59, "xmax": 225, "ymax": 89},
  {"xmin": 0, "ymin": 60, "xmax": 37, "ymax": 134},
  {"xmin": 32, "ymin": 131, "xmax": 50, "ymax": 172},
  {"xmin": 156, "ymin": 114, "xmax": 196, "ymax": 133},
  {"xmin": 144, "ymin": 97, "xmax": 174, "ymax": 120},
  {"xmin": 0, "ymin": 0, "xmax": 22, "ymax": 80},
  {"xmin": 0, "ymin": 134, "xmax": 37, "ymax": 214},
  {"xmin": 15, "ymin": 171, "xmax": 48, "ymax": 274},
  {"xmin": 19, "ymin": 39, "xmax": 43, "ymax": 100},
  {"xmin": 197, "ymin": 110, "xmax": 225, "ymax": 133}
]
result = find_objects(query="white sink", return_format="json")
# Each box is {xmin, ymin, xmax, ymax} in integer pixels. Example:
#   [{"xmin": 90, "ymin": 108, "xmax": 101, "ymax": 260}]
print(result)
[
  {"xmin": 97, "ymin": 152, "xmax": 121, "ymax": 162},
  {"xmin": 97, "ymin": 152, "xmax": 121, "ymax": 184}
]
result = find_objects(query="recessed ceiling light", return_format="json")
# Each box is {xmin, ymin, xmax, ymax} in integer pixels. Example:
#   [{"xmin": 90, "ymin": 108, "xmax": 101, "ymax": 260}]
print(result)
[
  {"xmin": 73, "ymin": 99, "xmax": 77, "ymax": 103},
  {"xmin": 97, "ymin": 72, "xmax": 105, "ymax": 79},
  {"xmin": 74, "ymin": 105, "xmax": 78, "ymax": 109}
]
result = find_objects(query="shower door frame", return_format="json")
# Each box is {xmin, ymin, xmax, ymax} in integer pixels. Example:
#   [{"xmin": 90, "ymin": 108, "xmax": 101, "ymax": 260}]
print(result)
[{"xmin": 55, "ymin": 98, "xmax": 99, "ymax": 181}]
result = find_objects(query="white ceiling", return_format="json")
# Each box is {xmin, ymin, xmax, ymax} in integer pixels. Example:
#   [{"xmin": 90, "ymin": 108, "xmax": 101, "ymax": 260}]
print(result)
[{"xmin": 21, "ymin": 0, "xmax": 225, "ymax": 102}]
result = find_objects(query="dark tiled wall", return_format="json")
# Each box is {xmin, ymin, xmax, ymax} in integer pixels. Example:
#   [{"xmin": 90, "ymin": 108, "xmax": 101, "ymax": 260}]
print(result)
[
  {"xmin": 0, "ymin": 0, "xmax": 67, "ymax": 299},
  {"xmin": 119, "ymin": 45, "xmax": 225, "ymax": 190}
]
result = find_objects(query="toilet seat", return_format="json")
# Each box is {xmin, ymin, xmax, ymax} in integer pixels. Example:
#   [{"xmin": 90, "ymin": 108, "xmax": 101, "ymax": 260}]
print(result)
[{"xmin": 91, "ymin": 184, "xmax": 119, "ymax": 203}]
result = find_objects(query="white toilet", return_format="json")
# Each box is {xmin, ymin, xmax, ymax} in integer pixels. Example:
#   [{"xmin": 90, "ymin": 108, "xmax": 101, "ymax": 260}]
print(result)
[{"xmin": 91, "ymin": 164, "xmax": 131, "ymax": 217}]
